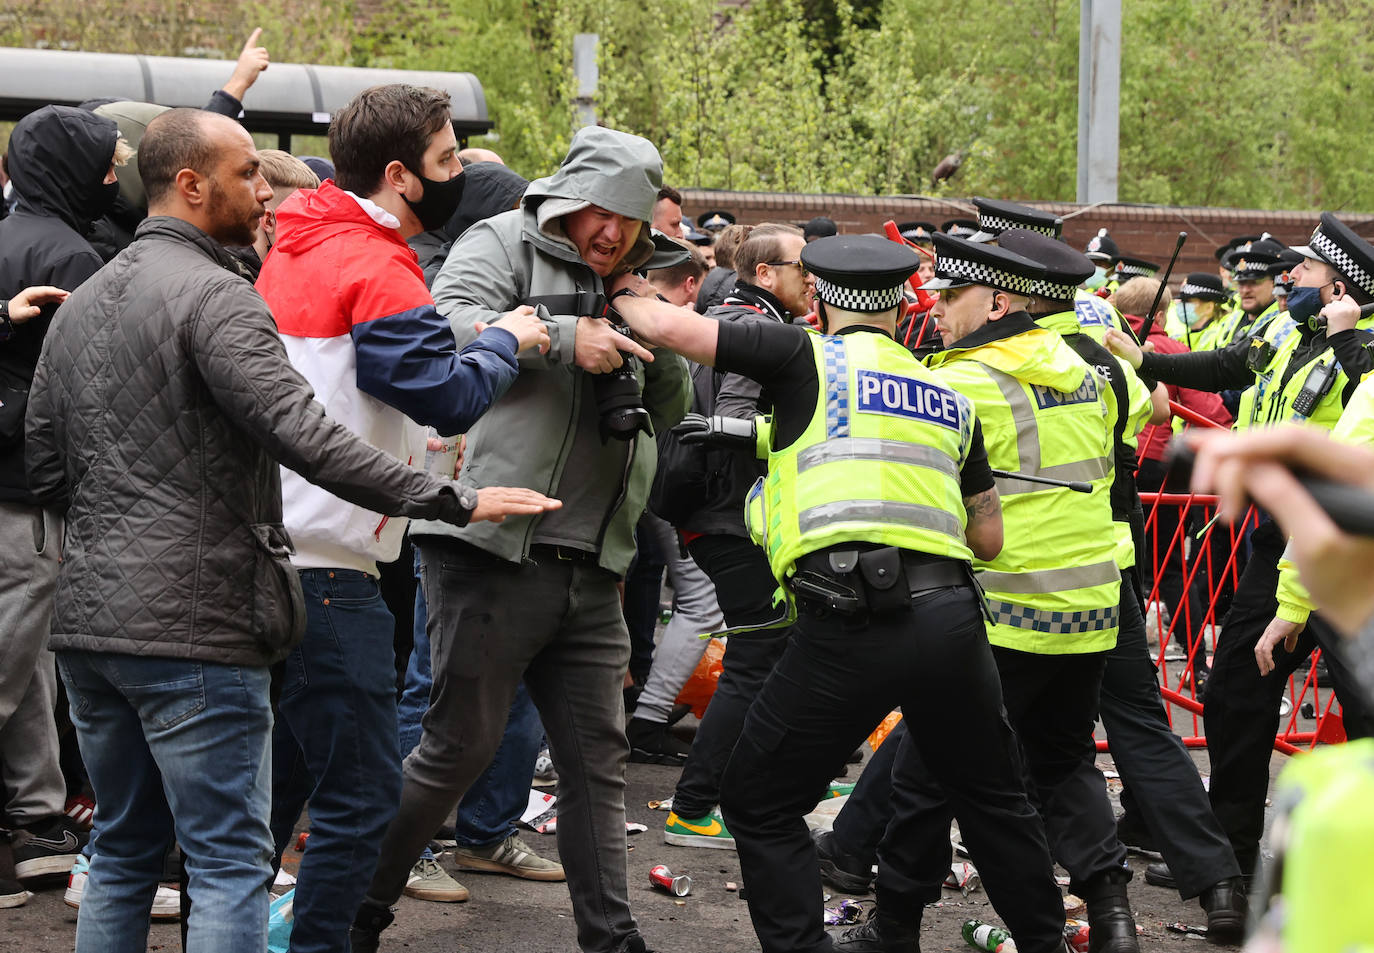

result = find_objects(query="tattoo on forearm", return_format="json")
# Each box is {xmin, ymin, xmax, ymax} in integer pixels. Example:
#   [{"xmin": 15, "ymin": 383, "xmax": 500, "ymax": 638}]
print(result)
[{"xmin": 965, "ymin": 489, "xmax": 1000, "ymax": 520}]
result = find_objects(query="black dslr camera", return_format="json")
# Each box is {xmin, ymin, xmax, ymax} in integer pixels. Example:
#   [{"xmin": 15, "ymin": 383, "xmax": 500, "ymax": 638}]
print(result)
[
  {"xmin": 592, "ymin": 331, "xmax": 652, "ymax": 442},
  {"xmin": 591, "ymin": 231, "xmax": 698, "ymax": 443}
]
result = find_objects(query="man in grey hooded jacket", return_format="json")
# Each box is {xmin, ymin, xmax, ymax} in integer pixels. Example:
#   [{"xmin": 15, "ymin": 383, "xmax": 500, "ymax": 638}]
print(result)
[{"xmin": 353, "ymin": 127, "xmax": 689, "ymax": 953}]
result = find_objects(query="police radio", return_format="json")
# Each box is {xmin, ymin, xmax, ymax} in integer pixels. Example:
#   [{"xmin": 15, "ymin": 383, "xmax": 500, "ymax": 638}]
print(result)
[{"xmin": 1290, "ymin": 360, "xmax": 1338, "ymax": 419}]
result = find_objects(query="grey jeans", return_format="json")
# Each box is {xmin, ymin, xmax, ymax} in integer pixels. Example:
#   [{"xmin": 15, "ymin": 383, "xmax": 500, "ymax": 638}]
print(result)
[
  {"xmin": 632, "ymin": 515, "xmax": 721, "ymax": 724},
  {"xmin": 0, "ymin": 501, "xmax": 66, "ymax": 824},
  {"xmin": 365, "ymin": 537, "xmax": 638, "ymax": 953}
]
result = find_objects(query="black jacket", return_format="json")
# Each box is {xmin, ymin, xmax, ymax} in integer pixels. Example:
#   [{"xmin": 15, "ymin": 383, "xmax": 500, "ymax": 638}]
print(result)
[
  {"xmin": 681, "ymin": 283, "xmax": 792, "ymax": 537},
  {"xmin": 0, "ymin": 105, "xmax": 120, "ymax": 502},
  {"xmin": 696, "ymin": 266, "xmax": 737, "ymax": 313},
  {"xmin": 26, "ymin": 216, "xmax": 474, "ymax": 665}
]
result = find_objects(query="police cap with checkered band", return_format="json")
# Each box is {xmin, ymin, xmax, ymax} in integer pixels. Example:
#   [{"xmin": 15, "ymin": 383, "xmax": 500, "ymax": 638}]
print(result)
[
  {"xmin": 919, "ymin": 233, "xmax": 1047, "ymax": 297},
  {"xmin": 969, "ymin": 197, "xmax": 1063, "ymax": 243},
  {"xmin": 1291, "ymin": 212, "xmax": 1374, "ymax": 300},
  {"xmin": 1178, "ymin": 272, "xmax": 1229, "ymax": 303},
  {"xmin": 800, "ymin": 234, "xmax": 922, "ymax": 313},
  {"xmin": 995, "ymin": 228, "xmax": 1094, "ymax": 302},
  {"xmin": 1225, "ymin": 237, "xmax": 1286, "ymax": 281},
  {"xmin": 1113, "ymin": 255, "xmax": 1161, "ymax": 280}
]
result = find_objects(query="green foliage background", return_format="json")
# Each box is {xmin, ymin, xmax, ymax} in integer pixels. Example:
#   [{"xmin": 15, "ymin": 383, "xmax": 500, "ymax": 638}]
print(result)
[{"xmin": 6, "ymin": 0, "xmax": 1374, "ymax": 210}]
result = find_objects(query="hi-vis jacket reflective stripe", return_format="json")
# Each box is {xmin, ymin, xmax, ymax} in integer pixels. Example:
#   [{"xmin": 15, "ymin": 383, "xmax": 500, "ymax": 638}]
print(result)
[
  {"xmin": 927, "ymin": 323, "xmax": 1121, "ymax": 654},
  {"xmin": 745, "ymin": 330, "xmax": 975, "ymax": 587},
  {"xmin": 1276, "ymin": 371, "xmax": 1374, "ymax": 626}
]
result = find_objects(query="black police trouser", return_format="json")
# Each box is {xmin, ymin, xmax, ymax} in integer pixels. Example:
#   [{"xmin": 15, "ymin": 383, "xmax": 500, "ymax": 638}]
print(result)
[
  {"xmin": 718, "ymin": 586, "xmax": 1066, "ymax": 953},
  {"xmin": 1137, "ymin": 460, "xmax": 1215, "ymax": 671},
  {"xmin": 673, "ymin": 534, "xmax": 789, "ymax": 820},
  {"xmin": 1203, "ymin": 518, "xmax": 1374, "ymax": 873},
  {"xmin": 831, "ymin": 644, "xmax": 1124, "ymax": 895},
  {"xmin": 1099, "ymin": 579, "xmax": 1240, "ymax": 899}
]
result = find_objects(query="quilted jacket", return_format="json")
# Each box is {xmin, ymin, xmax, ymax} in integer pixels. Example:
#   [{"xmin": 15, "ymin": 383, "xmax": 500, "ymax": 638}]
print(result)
[{"xmin": 26, "ymin": 216, "xmax": 475, "ymax": 665}]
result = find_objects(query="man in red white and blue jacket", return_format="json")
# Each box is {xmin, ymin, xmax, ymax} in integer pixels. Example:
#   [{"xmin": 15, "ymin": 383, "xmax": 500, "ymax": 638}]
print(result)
[{"xmin": 255, "ymin": 84, "xmax": 554, "ymax": 953}]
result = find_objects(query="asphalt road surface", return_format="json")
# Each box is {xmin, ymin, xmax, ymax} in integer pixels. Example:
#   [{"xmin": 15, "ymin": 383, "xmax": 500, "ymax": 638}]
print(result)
[{"xmin": 3, "ymin": 712, "xmax": 1291, "ymax": 952}]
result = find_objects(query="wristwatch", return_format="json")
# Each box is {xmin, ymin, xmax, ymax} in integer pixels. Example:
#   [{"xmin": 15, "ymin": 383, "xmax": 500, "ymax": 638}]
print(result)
[{"xmin": 0, "ymin": 299, "xmax": 12, "ymax": 342}]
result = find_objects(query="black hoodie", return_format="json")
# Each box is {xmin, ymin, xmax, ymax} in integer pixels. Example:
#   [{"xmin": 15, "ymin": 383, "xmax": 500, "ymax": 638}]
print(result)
[{"xmin": 0, "ymin": 105, "xmax": 119, "ymax": 501}]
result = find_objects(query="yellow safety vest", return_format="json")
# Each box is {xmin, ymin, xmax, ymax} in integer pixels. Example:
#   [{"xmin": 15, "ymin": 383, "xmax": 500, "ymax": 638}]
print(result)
[
  {"xmin": 1249, "ymin": 314, "xmax": 1374, "ymax": 432},
  {"xmin": 1252, "ymin": 739, "xmax": 1374, "ymax": 953},
  {"xmin": 1036, "ymin": 309, "xmax": 1153, "ymax": 570},
  {"xmin": 1275, "ymin": 372, "xmax": 1374, "ymax": 625},
  {"xmin": 927, "ymin": 325, "xmax": 1121, "ymax": 654},
  {"xmin": 1072, "ymin": 288, "xmax": 1130, "ymax": 345},
  {"xmin": 1234, "ymin": 312, "xmax": 1299, "ymax": 430},
  {"xmin": 745, "ymin": 329, "xmax": 975, "ymax": 588}
]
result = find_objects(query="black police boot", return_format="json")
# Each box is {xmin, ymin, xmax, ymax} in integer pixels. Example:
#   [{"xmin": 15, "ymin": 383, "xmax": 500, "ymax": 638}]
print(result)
[
  {"xmin": 812, "ymin": 828, "xmax": 876, "ymax": 895},
  {"xmin": 1199, "ymin": 876, "xmax": 1247, "ymax": 945},
  {"xmin": 1144, "ymin": 861, "xmax": 1176, "ymax": 890},
  {"xmin": 349, "ymin": 898, "xmax": 395, "ymax": 953},
  {"xmin": 831, "ymin": 912, "xmax": 920, "ymax": 953},
  {"xmin": 1083, "ymin": 868, "xmax": 1140, "ymax": 953}
]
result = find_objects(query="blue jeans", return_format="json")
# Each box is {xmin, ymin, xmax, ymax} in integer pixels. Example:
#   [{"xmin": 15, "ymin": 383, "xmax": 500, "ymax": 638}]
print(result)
[
  {"xmin": 273, "ymin": 569, "xmax": 401, "ymax": 953},
  {"xmin": 399, "ymin": 550, "xmax": 543, "ymax": 849},
  {"xmin": 57, "ymin": 650, "xmax": 273, "ymax": 953}
]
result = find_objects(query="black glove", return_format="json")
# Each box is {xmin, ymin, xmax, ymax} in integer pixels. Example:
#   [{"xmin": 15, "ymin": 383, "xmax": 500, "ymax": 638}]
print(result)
[{"xmin": 673, "ymin": 412, "xmax": 756, "ymax": 449}]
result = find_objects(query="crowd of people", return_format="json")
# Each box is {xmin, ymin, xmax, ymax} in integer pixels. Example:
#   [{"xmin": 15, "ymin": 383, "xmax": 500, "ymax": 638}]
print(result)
[{"xmin": 1, "ymin": 28, "xmax": 1373, "ymax": 953}]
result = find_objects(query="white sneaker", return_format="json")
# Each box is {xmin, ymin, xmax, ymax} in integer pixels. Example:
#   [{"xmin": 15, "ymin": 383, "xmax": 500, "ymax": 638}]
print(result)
[{"xmin": 65, "ymin": 855, "xmax": 181, "ymax": 920}]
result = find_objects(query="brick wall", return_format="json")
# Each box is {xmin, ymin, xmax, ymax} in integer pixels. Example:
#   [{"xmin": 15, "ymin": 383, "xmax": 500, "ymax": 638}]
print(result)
[{"xmin": 680, "ymin": 189, "xmax": 1374, "ymax": 284}]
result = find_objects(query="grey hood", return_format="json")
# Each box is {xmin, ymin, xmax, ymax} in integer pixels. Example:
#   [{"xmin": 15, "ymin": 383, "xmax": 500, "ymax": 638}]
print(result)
[{"xmin": 522, "ymin": 126, "xmax": 662, "ymax": 273}]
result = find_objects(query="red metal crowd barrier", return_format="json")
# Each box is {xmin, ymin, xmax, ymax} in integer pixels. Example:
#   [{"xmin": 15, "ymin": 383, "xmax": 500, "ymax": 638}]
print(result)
[{"xmin": 1100, "ymin": 400, "xmax": 1347, "ymax": 757}]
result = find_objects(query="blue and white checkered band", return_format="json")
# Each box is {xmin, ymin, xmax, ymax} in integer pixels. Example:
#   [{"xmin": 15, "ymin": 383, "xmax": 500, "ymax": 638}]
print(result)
[
  {"xmin": 1180, "ymin": 281, "xmax": 1222, "ymax": 299},
  {"xmin": 1115, "ymin": 262, "xmax": 1156, "ymax": 278},
  {"xmin": 935, "ymin": 256, "xmax": 1037, "ymax": 295},
  {"xmin": 1027, "ymin": 277, "xmax": 1079, "ymax": 300},
  {"xmin": 1311, "ymin": 227, "xmax": 1374, "ymax": 298},
  {"xmin": 978, "ymin": 212, "xmax": 1057, "ymax": 238},
  {"xmin": 813, "ymin": 276, "xmax": 905, "ymax": 313}
]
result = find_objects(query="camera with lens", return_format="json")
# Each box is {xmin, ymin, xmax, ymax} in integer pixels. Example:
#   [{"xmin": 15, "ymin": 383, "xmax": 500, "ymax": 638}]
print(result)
[
  {"xmin": 593, "ymin": 327, "xmax": 652, "ymax": 443},
  {"xmin": 592, "ymin": 231, "xmax": 696, "ymax": 443}
]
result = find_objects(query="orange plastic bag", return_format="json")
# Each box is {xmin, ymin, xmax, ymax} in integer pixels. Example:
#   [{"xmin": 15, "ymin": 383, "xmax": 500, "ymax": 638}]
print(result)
[
  {"xmin": 868, "ymin": 710, "xmax": 903, "ymax": 751},
  {"xmin": 674, "ymin": 638, "xmax": 725, "ymax": 718}
]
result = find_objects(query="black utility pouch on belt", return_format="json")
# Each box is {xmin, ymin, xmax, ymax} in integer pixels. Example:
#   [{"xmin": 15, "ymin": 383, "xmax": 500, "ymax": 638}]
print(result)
[{"xmin": 856, "ymin": 546, "xmax": 910, "ymax": 613}]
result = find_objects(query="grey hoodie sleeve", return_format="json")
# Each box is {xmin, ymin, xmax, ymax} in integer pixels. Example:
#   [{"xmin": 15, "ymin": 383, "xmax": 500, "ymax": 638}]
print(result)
[
  {"xmin": 190, "ymin": 280, "xmax": 475, "ymax": 524},
  {"xmin": 431, "ymin": 220, "xmax": 577, "ymax": 370}
]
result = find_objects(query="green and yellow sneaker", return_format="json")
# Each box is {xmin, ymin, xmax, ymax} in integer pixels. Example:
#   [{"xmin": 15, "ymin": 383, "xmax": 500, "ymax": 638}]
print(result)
[{"xmin": 664, "ymin": 810, "xmax": 736, "ymax": 850}]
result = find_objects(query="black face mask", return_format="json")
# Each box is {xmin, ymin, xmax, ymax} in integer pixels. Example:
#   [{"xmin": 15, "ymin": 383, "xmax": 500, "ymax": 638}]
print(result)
[
  {"xmin": 83, "ymin": 179, "xmax": 120, "ymax": 222},
  {"xmin": 404, "ymin": 170, "xmax": 465, "ymax": 232}
]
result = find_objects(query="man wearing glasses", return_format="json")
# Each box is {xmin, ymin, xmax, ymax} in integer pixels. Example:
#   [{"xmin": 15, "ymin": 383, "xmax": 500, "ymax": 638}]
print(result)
[{"xmin": 660, "ymin": 223, "xmax": 816, "ymax": 848}]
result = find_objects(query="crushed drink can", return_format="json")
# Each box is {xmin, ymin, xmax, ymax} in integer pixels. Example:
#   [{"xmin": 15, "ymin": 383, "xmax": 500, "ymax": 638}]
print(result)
[
  {"xmin": 1063, "ymin": 919, "xmax": 1090, "ymax": 952},
  {"xmin": 649, "ymin": 864, "xmax": 692, "ymax": 897}
]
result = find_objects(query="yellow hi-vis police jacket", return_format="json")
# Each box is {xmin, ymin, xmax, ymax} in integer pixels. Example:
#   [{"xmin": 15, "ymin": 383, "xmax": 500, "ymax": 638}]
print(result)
[
  {"xmin": 926, "ymin": 316, "xmax": 1121, "ymax": 654},
  {"xmin": 1275, "ymin": 372, "xmax": 1374, "ymax": 626},
  {"xmin": 745, "ymin": 329, "xmax": 976, "ymax": 588}
]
